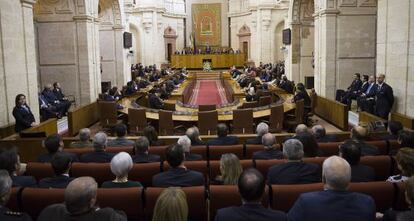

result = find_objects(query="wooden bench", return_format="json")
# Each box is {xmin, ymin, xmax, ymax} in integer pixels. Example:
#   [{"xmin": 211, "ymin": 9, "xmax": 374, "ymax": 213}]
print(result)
[
  {"xmin": 68, "ymin": 101, "xmax": 99, "ymax": 136},
  {"xmin": 314, "ymin": 96, "xmax": 348, "ymax": 130},
  {"xmin": 391, "ymin": 112, "xmax": 414, "ymax": 130}
]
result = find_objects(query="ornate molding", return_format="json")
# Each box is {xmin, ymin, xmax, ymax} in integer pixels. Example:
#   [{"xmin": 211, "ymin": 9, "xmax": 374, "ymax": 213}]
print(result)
[
  {"xmin": 73, "ymin": 15, "xmax": 95, "ymax": 22},
  {"xmin": 339, "ymin": 0, "xmax": 357, "ymax": 7}
]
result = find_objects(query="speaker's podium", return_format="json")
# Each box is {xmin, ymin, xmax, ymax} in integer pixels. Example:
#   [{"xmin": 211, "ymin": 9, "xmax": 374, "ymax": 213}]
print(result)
[{"xmin": 171, "ymin": 53, "xmax": 245, "ymax": 69}]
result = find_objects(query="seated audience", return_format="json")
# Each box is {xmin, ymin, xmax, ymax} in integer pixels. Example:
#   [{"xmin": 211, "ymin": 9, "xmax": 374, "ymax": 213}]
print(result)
[
  {"xmin": 102, "ymin": 152, "xmax": 142, "ymax": 188},
  {"xmin": 0, "ymin": 170, "xmax": 32, "ymax": 220},
  {"xmin": 39, "ymin": 153, "xmax": 74, "ymax": 188},
  {"xmin": 340, "ymin": 73, "xmax": 363, "ymax": 107},
  {"xmin": 132, "ymin": 137, "xmax": 160, "ymax": 163},
  {"xmin": 107, "ymin": 124, "xmax": 135, "ymax": 147},
  {"xmin": 215, "ymin": 168, "xmax": 287, "ymax": 221},
  {"xmin": 70, "ymin": 128, "xmax": 93, "ymax": 148},
  {"xmin": 339, "ymin": 140, "xmax": 375, "ymax": 182},
  {"xmin": 152, "ymin": 187, "xmax": 188, "ymax": 221},
  {"xmin": 207, "ymin": 123, "xmax": 238, "ymax": 146},
  {"xmin": 80, "ymin": 132, "xmax": 114, "ymax": 163},
  {"xmin": 38, "ymin": 177, "xmax": 127, "ymax": 221},
  {"xmin": 0, "ymin": 148, "xmax": 36, "ymax": 187},
  {"xmin": 245, "ymin": 122, "xmax": 269, "ymax": 145},
  {"xmin": 213, "ymin": 153, "xmax": 243, "ymax": 185},
  {"xmin": 13, "ymin": 94, "xmax": 37, "ymax": 132},
  {"xmin": 52, "ymin": 82, "xmax": 72, "ymax": 113},
  {"xmin": 381, "ymin": 176, "xmax": 414, "ymax": 221},
  {"xmin": 42, "ymin": 84, "xmax": 70, "ymax": 116},
  {"xmin": 311, "ymin": 125, "xmax": 338, "ymax": 143},
  {"xmin": 186, "ymin": 126, "xmax": 205, "ymax": 145},
  {"xmin": 143, "ymin": 126, "xmax": 165, "ymax": 146},
  {"xmin": 387, "ymin": 148, "xmax": 414, "ymax": 183},
  {"xmin": 288, "ymin": 156, "xmax": 375, "ymax": 221},
  {"xmin": 177, "ymin": 136, "xmax": 202, "ymax": 161},
  {"xmin": 293, "ymin": 130, "xmax": 320, "ymax": 157},
  {"xmin": 39, "ymin": 92, "xmax": 60, "ymax": 120},
  {"xmin": 295, "ymin": 124, "xmax": 308, "ymax": 135},
  {"xmin": 398, "ymin": 130, "xmax": 414, "ymax": 149},
  {"xmin": 38, "ymin": 134, "xmax": 78, "ymax": 163},
  {"xmin": 382, "ymin": 121, "xmax": 404, "ymax": 141},
  {"xmin": 351, "ymin": 126, "xmax": 380, "ymax": 156},
  {"xmin": 267, "ymin": 139, "xmax": 320, "ymax": 184},
  {"xmin": 252, "ymin": 133, "xmax": 283, "ymax": 160},
  {"xmin": 152, "ymin": 144, "xmax": 204, "ymax": 187},
  {"xmin": 148, "ymin": 89, "xmax": 164, "ymax": 109}
]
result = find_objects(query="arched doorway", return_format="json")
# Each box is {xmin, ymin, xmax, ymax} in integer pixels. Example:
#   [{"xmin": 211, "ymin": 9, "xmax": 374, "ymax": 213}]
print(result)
[
  {"xmin": 164, "ymin": 27, "xmax": 178, "ymax": 62},
  {"xmin": 237, "ymin": 25, "xmax": 251, "ymax": 61}
]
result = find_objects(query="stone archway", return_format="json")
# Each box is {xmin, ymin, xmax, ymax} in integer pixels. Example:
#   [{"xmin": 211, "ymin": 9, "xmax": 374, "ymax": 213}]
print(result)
[
  {"xmin": 237, "ymin": 25, "xmax": 251, "ymax": 61},
  {"xmin": 164, "ymin": 26, "xmax": 178, "ymax": 62}
]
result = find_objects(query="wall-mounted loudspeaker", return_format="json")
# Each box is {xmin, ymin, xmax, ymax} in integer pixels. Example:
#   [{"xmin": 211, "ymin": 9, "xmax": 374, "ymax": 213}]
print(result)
[
  {"xmin": 123, "ymin": 32, "xmax": 132, "ymax": 48},
  {"xmin": 283, "ymin": 29, "xmax": 291, "ymax": 45}
]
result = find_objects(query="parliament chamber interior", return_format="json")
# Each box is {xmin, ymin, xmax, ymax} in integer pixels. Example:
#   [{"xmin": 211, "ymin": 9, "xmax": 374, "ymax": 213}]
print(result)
[{"xmin": 1, "ymin": 0, "xmax": 414, "ymax": 221}]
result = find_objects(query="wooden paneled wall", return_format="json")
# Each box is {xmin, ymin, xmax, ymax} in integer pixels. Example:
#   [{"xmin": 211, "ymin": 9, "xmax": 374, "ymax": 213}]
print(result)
[
  {"xmin": 391, "ymin": 112, "xmax": 414, "ymax": 130},
  {"xmin": 359, "ymin": 111, "xmax": 385, "ymax": 125},
  {"xmin": 314, "ymin": 96, "xmax": 349, "ymax": 130},
  {"xmin": 21, "ymin": 118, "xmax": 58, "ymax": 137},
  {"xmin": 68, "ymin": 102, "xmax": 99, "ymax": 136}
]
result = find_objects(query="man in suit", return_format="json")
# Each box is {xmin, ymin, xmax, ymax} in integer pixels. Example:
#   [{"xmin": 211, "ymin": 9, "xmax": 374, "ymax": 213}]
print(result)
[
  {"xmin": 132, "ymin": 137, "xmax": 160, "ymax": 163},
  {"xmin": 267, "ymin": 139, "xmax": 321, "ymax": 184},
  {"xmin": 0, "ymin": 170, "xmax": 32, "ymax": 221},
  {"xmin": 341, "ymin": 73, "xmax": 363, "ymax": 107},
  {"xmin": 152, "ymin": 144, "xmax": 204, "ymax": 187},
  {"xmin": 207, "ymin": 124, "xmax": 239, "ymax": 146},
  {"xmin": 178, "ymin": 136, "xmax": 202, "ymax": 161},
  {"xmin": 52, "ymin": 82, "xmax": 72, "ymax": 112},
  {"xmin": 80, "ymin": 132, "xmax": 114, "ymax": 163},
  {"xmin": 38, "ymin": 177, "xmax": 127, "ymax": 221},
  {"xmin": 350, "ymin": 126, "xmax": 380, "ymax": 156},
  {"xmin": 398, "ymin": 130, "xmax": 414, "ymax": 148},
  {"xmin": 375, "ymin": 74, "xmax": 394, "ymax": 119},
  {"xmin": 39, "ymin": 152, "xmax": 74, "ymax": 188},
  {"xmin": 246, "ymin": 122, "xmax": 268, "ymax": 145},
  {"xmin": 38, "ymin": 134, "xmax": 79, "ymax": 163},
  {"xmin": 288, "ymin": 156, "xmax": 376, "ymax": 221},
  {"xmin": 70, "ymin": 128, "xmax": 93, "ymax": 148},
  {"xmin": 186, "ymin": 127, "xmax": 205, "ymax": 146},
  {"xmin": 339, "ymin": 140, "xmax": 375, "ymax": 182},
  {"xmin": 148, "ymin": 89, "xmax": 164, "ymax": 109},
  {"xmin": 311, "ymin": 125, "xmax": 338, "ymax": 143},
  {"xmin": 107, "ymin": 124, "xmax": 135, "ymax": 147},
  {"xmin": 215, "ymin": 168, "xmax": 286, "ymax": 221},
  {"xmin": 358, "ymin": 75, "xmax": 378, "ymax": 113},
  {"xmin": 382, "ymin": 121, "xmax": 403, "ymax": 141},
  {"xmin": 0, "ymin": 147, "xmax": 36, "ymax": 188},
  {"xmin": 38, "ymin": 92, "xmax": 60, "ymax": 120},
  {"xmin": 42, "ymin": 84, "xmax": 69, "ymax": 116},
  {"xmin": 252, "ymin": 133, "xmax": 283, "ymax": 160}
]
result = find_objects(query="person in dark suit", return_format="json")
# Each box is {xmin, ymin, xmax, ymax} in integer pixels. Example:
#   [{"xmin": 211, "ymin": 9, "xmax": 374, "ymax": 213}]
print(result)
[
  {"xmin": 292, "ymin": 126, "xmax": 320, "ymax": 157},
  {"xmin": 185, "ymin": 126, "xmax": 205, "ymax": 146},
  {"xmin": 38, "ymin": 177, "xmax": 127, "ymax": 221},
  {"xmin": 39, "ymin": 152, "xmax": 74, "ymax": 188},
  {"xmin": 38, "ymin": 92, "xmax": 60, "ymax": 120},
  {"xmin": 37, "ymin": 134, "xmax": 78, "ymax": 163},
  {"xmin": 0, "ymin": 147, "xmax": 36, "ymax": 187},
  {"xmin": 42, "ymin": 84, "xmax": 70, "ymax": 116},
  {"xmin": 214, "ymin": 168, "xmax": 287, "ymax": 221},
  {"xmin": 398, "ymin": 130, "xmax": 414, "ymax": 149},
  {"xmin": 252, "ymin": 133, "xmax": 283, "ymax": 160},
  {"xmin": 152, "ymin": 144, "xmax": 204, "ymax": 187},
  {"xmin": 80, "ymin": 132, "xmax": 114, "ymax": 163},
  {"xmin": 381, "ymin": 176, "xmax": 414, "ymax": 221},
  {"xmin": 246, "ymin": 122, "xmax": 269, "ymax": 145},
  {"xmin": 358, "ymin": 75, "xmax": 370, "ymax": 96},
  {"xmin": 375, "ymin": 74, "xmax": 394, "ymax": 119},
  {"xmin": 178, "ymin": 136, "xmax": 203, "ymax": 161},
  {"xmin": 107, "ymin": 124, "xmax": 135, "ymax": 147},
  {"xmin": 293, "ymin": 83, "xmax": 311, "ymax": 107},
  {"xmin": 351, "ymin": 126, "xmax": 380, "ymax": 156},
  {"xmin": 279, "ymin": 75, "xmax": 294, "ymax": 94},
  {"xmin": 267, "ymin": 139, "xmax": 321, "ymax": 184},
  {"xmin": 341, "ymin": 73, "xmax": 363, "ymax": 107},
  {"xmin": 339, "ymin": 140, "xmax": 375, "ymax": 182},
  {"xmin": 12, "ymin": 94, "xmax": 37, "ymax": 133},
  {"xmin": 288, "ymin": 156, "xmax": 376, "ymax": 221},
  {"xmin": 0, "ymin": 170, "xmax": 32, "ymax": 221},
  {"xmin": 358, "ymin": 75, "xmax": 378, "ymax": 113},
  {"xmin": 207, "ymin": 124, "xmax": 239, "ymax": 146},
  {"xmin": 52, "ymin": 82, "xmax": 72, "ymax": 113},
  {"xmin": 311, "ymin": 125, "xmax": 338, "ymax": 143},
  {"xmin": 382, "ymin": 121, "xmax": 403, "ymax": 141},
  {"xmin": 132, "ymin": 137, "xmax": 160, "ymax": 163},
  {"xmin": 148, "ymin": 89, "xmax": 164, "ymax": 109}
]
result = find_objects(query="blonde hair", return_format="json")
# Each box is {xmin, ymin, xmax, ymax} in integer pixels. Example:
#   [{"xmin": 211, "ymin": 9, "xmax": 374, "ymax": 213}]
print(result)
[
  {"xmin": 152, "ymin": 187, "xmax": 188, "ymax": 221},
  {"xmin": 219, "ymin": 153, "xmax": 243, "ymax": 185}
]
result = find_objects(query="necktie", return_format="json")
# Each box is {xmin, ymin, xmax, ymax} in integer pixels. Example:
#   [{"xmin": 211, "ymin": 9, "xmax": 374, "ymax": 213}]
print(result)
[{"xmin": 366, "ymin": 84, "xmax": 373, "ymax": 94}]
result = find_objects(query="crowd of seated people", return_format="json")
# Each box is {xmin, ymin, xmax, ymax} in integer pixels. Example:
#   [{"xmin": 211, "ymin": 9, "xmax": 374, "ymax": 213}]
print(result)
[
  {"xmin": 39, "ymin": 82, "xmax": 72, "ymax": 120},
  {"xmin": 174, "ymin": 46, "xmax": 242, "ymax": 55}
]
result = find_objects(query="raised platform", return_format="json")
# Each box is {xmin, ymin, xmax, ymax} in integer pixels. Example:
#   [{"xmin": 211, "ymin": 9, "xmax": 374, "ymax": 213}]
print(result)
[{"xmin": 171, "ymin": 53, "xmax": 246, "ymax": 69}]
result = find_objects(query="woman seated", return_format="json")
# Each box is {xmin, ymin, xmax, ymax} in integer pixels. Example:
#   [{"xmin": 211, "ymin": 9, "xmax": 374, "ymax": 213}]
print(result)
[
  {"xmin": 152, "ymin": 187, "xmax": 188, "ymax": 221},
  {"xmin": 144, "ymin": 126, "xmax": 165, "ymax": 146},
  {"xmin": 213, "ymin": 153, "xmax": 243, "ymax": 185},
  {"xmin": 101, "ymin": 152, "xmax": 142, "ymax": 188},
  {"xmin": 387, "ymin": 148, "xmax": 414, "ymax": 183}
]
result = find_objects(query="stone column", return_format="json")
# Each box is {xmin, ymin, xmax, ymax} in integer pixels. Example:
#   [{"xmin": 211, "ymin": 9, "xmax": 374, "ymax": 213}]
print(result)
[{"xmin": 113, "ymin": 25, "xmax": 128, "ymax": 87}]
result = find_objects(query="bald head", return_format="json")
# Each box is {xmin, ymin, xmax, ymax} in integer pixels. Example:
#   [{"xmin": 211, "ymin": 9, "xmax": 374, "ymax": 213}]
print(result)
[
  {"xmin": 238, "ymin": 168, "xmax": 265, "ymax": 203},
  {"xmin": 351, "ymin": 126, "xmax": 368, "ymax": 140},
  {"xmin": 262, "ymin": 133, "xmax": 276, "ymax": 149},
  {"xmin": 295, "ymin": 124, "xmax": 308, "ymax": 135},
  {"xmin": 65, "ymin": 177, "xmax": 98, "ymax": 214},
  {"xmin": 322, "ymin": 156, "xmax": 351, "ymax": 191}
]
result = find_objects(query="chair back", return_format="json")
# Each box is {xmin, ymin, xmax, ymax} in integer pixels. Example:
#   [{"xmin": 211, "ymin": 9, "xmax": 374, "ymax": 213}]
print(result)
[
  {"xmin": 208, "ymin": 145, "xmax": 244, "ymax": 160},
  {"xmin": 348, "ymin": 181, "xmax": 395, "ymax": 212},
  {"xmin": 98, "ymin": 101, "xmax": 118, "ymax": 127},
  {"xmin": 198, "ymin": 111, "xmax": 218, "ymax": 135},
  {"xmin": 232, "ymin": 109, "xmax": 253, "ymax": 134},
  {"xmin": 259, "ymin": 96, "xmax": 272, "ymax": 106},
  {"xmin": 269, "ymin": 105, "xmax": 284, "ymax": 132},
  {"xmin": 198, "ymin": 104, "xmax": 216, "ymax": 112},
  {"xmin": 271, "ymin": 183, "xmax": 323, "ymax": 212},
  {"xmin": 294, "ymin": 99, "xmax": 305, "ymax": 124},
  {"xmin": 25, "ymin": 162, "xmax": 54, "ymax": 181},
  {"xmin": 97, "ymin": 187, "xmax": 143, "ymax": 221},
  {"xmin": 71, "ymin": 163, "xmax": 112, "ymax": 185},
  {"xmin": 360, "ymin": 155, "xmax": 392, "ymax": 180},
  {"xmin": 129, "ymin": 162, "xmax": 162, "ymax": 187},
  {"xmin": 20, "ymin": 188, "xmax": 65, "ymax": 219},
  {"xmin": 162, "ymin": 161, "xmax": 209, "ymax": 178},
  {"xmin": 163, "ymin": 102, "xmax": 176, "ymax": 111},
  {"xmin": 257, "ymin": 90, "xmax": 271, "ymax": 97},
  {"xmin": 158, "ymin": 110, "xmax": 174, "ymax": 135},
  {"xmin": 128, "ymin": 108, "xmax": 147, "ymax": 134},
  {"xmin": 239, "ymin": 101, "xmax": 258, "ymax": 109}
]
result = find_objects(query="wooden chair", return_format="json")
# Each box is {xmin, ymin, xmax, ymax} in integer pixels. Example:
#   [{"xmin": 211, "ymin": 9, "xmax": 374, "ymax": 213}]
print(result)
[
  {"xmin": 158, "ymin": 110, "xmax": 174, "ymax": 135},
  {"xmin": 163, "ymin": 102, "xmax": 176, "ymax": 111},
  {"xmin": 198, "ymin": 111, "xmax": 218, "ymax": 135},
  {"xmin": 232, "ymin": 109, "xmax": 253, "ymax": 134},
  {"xmin": 259, "ymin": 96, "xmax": 272, "ymax": 106},
  {"xmin": 238, "ymin": 101, "xmax": 258, "ymax": 109},
  {"xmin": 269, "ymin": 104, "xmax": 284, "ymax": 133},
  {"xmin": 284, "ymin": 99, "xmax": 305, "ymax": 132},
  {"xmin": 98, "ymin": 101, "xmax": 119, "ymax": 128},
  {"xmin": 128, "ymin": 108, "xmax": 147, "ymax": 135},
  {"xmin": 198, "ymin": 104, "xmax": 216, "ymax": 112}
]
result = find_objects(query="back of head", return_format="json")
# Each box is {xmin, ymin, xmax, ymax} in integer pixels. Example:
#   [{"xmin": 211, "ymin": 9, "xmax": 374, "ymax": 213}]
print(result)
[
  {"xmin": 295, "ymin": 124, "xmax": 308, "ymax": 135},
  {"xmin": 143, "ymin": 126, "xmax": 158, "ymax": 142},
  {"xmin": 398, "ymin": 130, "xmax": 414, "ymax": 148},
  {"xmin": 396, "ymin": 148, "xmax": 414, "ymax": 177},
  {"xmin": 110, "ymin": 152, "xmax": 133, "ymax": 178},
  {"xmin": 0, "ymin": 170, "xmax": 12, "ymax": 206},
  {"xmin": 220, "ymin": 153, "xmax": 243, "ymax": 185},
  {"xmin": 185, "ymin": 127, "xmax": 199, "ymax": 142},
  {"xmin": 217, "ymin": 123, "xmax": 228, "ymax": 137},
  {"xmin": 135, "ymin": 137, "xmax": 150, "ymax": 154},
  {"xmin": 65, "ymin": 177, "xmax": 98, "ymax": 214},
  {"xmin": 388, "ymin": 121, "xmax": 403, "ymax": 135},
  {"xmin": 51, "ymin": 152, "xmax": 72, "ymax": 176},
  {"xmin": 322, "ymin": 156, "xmax": 351, "ymax": 191},
  {"xmin": 78, "ymin": 128, "xmax": 91, "ymax": 142},
  {"xmin": 44, "ymin": 134, "xmax": 62, "ymax": 154},
  {"xmin": 351, "ymin": 126, "xmax": 368, "ymax": 140},
  {"xmin": 152, "ymin": 187, "xmax": 188, "ymax": 221},
  {"xmin": 166, "ymin": 144, "xmax": 184, "ymax": 168},
  {"xmin": 312, "ymin": 125, "xmax": 326, "ymax": 139},
  {"xmin": 93, "ymin": 132, "xmax": 107, "ymax": 151},
  {"xmin": 0, "ymin": 148, "xmax": 19, "ymax": 174},
  {"xmin": 262, "ymin": 133, "xmax": 276, "ymax": 149},
  {"xmin": 283, "ymin": 139, "xmax": 304, "ymax": 160},
  {"xmin": 405, "ymin": 176, "xmax": 414, "ymax": 208},
  {"xmin": 256, "ymin": 123, "xmax": 269, "ymax": 137},
  {"xmin": 339, "ymin": 140, "xmax": 361, "ymax": 165},
  {"xmin": 115, "ymin": 123, "xmax": 127, "ymax": 138},
  {"xmin": 177, "ymin": 136, "xmax": 191, "ymax": 153},
  {"xmin": 238, "ymin": 168, "xmax": 265, "ymax": 203}
]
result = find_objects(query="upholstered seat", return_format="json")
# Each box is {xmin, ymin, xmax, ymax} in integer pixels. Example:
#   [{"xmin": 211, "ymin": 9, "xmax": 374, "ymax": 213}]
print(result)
[
  {"xmin": 232, "ymin": 109, "xmax": 253, "ymax": 134},
  {"xmin": 128, "ymin": 108, "xmax": 147, "ymax": 135},
  {"xmin": 198, "ymin": 111, "xmax": 218, "ymax": 135}
]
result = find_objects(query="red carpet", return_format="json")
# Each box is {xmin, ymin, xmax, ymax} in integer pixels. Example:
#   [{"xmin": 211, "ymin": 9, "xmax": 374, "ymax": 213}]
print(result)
[{"xmin": 189, "ymin": 80, "xmax": 228, "ymax": 106}]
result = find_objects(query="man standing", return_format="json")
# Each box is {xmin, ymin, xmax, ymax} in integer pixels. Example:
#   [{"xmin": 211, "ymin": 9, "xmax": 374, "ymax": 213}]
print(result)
[{"xmin": 375, "ymin": 74, "xmax": 394, "ymax": 119}]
